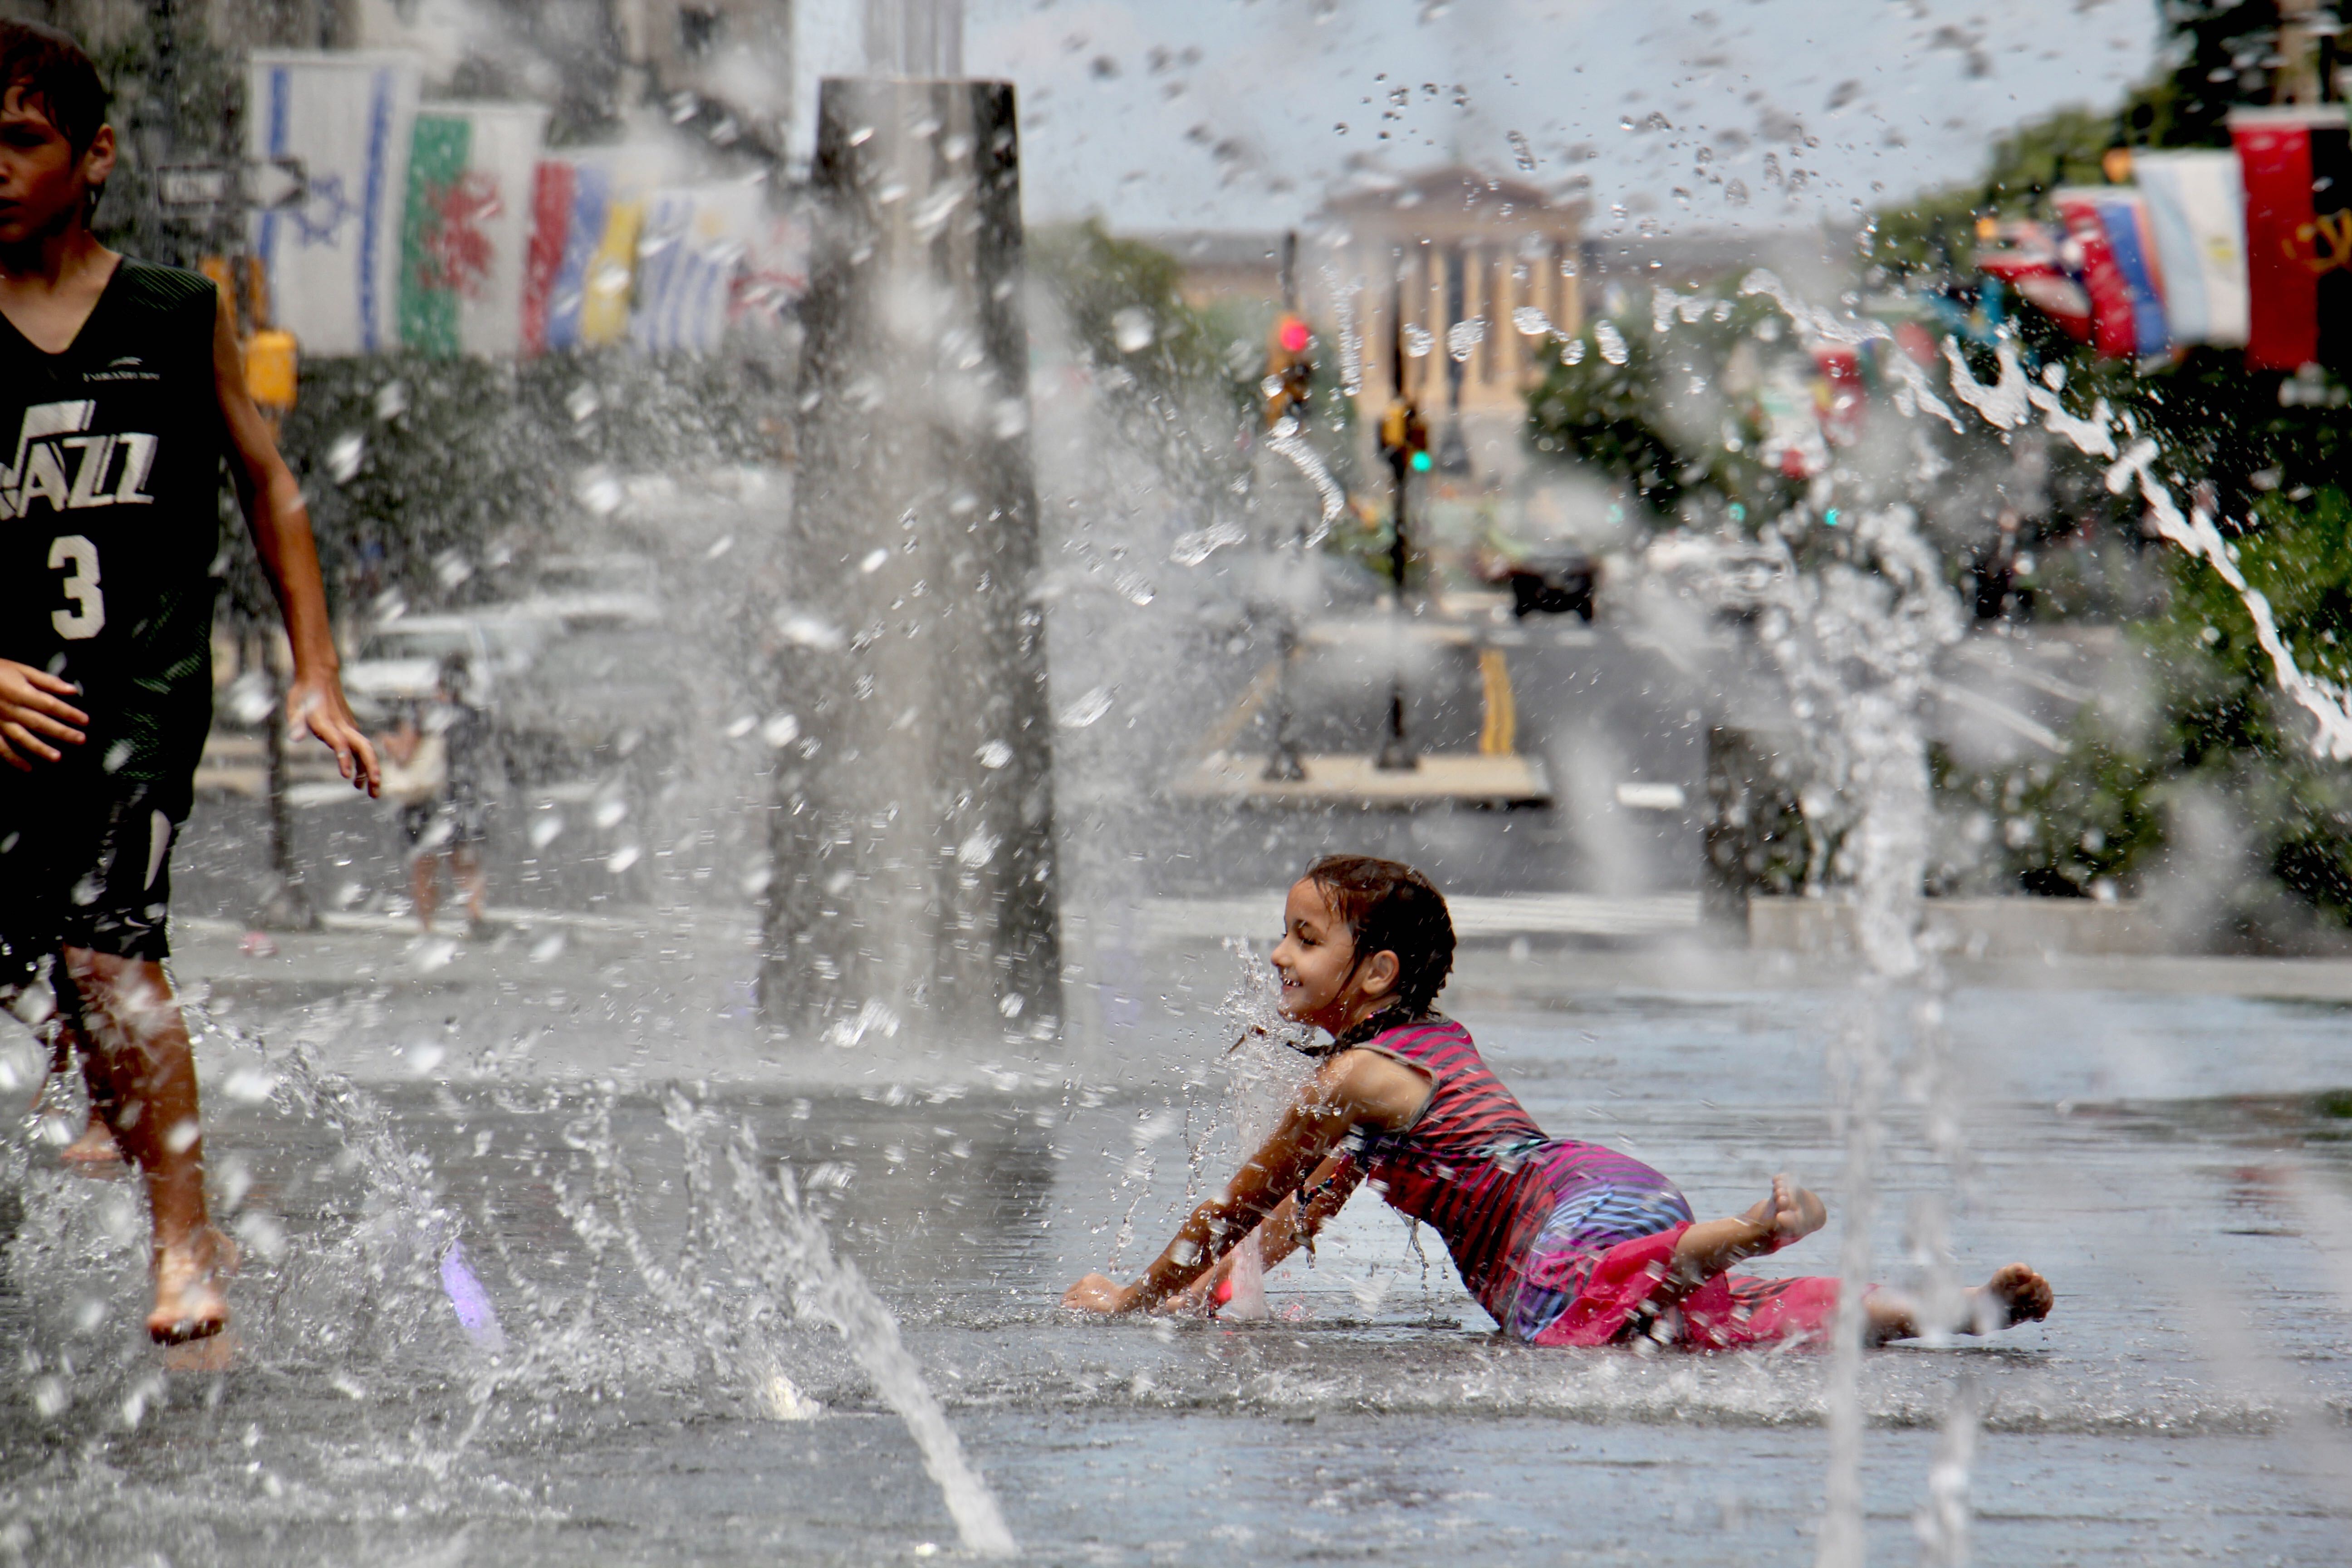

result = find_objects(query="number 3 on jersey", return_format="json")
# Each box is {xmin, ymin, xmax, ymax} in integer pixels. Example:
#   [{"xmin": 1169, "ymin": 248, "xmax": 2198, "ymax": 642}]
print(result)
[{"xmin": 49, "ymin": 534, "xmax": 104, "ymax": 640}]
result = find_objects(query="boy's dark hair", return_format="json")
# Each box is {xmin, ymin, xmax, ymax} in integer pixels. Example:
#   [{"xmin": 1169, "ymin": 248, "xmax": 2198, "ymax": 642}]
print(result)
[
  {"xmin": 1304, "ymin": 854, "xmax": 1455, "ymax": 1015},
  {"xmin": 0, "ymin": 21, "xmax": 110, "ymax": 154}
]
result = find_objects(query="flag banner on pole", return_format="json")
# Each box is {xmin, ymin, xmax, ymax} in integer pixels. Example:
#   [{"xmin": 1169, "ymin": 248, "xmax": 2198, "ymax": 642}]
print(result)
[
  {"xmin": 524, "ymin": 157, "xmax": 642, "ymax": 352},
  {"xmin": 2094, "ymin": 191, "xmax": 2170, "ymax": 356},
  {"xmin": 735, "ymin": 206, "xmax": 812, "ymax": 326},
  {"xmin": 2231, "ymin": 107, "xmax": 2352, "ymax": 371},
  {"xmin": 2136, "ymin": 150, "xmax": 2249, "ymax": 347},
  {"xmin": 396, "ymin": 103, "xmax": 550, "ymax": 357},
  {"xmin": 1974, "ymin": 219, "xmax": 2092, "ymax": 341},
  {"xmin": 2053, "ymin": 189, "xmax": 2155, "ymax": 358},
  {"xmin": 248, "ymin": 52, "xmax": 421, "ymax": 356},
  {"xmin": 630, "ymin": 185, "xmax": 763, "ymax": 353},
  {"xmin": 519, "ymin": 159, "xmax": 575, "ymax": 355}
]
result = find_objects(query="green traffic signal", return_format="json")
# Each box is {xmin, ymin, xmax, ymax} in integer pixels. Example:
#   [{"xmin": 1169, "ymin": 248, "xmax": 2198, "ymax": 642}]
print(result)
[{"xmin": 1410, "ymin": 451, "xmax": 1433, "ymax": 473}]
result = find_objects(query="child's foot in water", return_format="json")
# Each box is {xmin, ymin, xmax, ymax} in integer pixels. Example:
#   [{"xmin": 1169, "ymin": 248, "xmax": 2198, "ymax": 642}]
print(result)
[
  {"xmin": 1969, "ymin": 1261, "xmax": 2053, "ymax": 1331},
  {"xmin": 1864, "ymin": 1261, "xmax": 2053, "ymax": 1343},
  {"xmin": 148, "ymin": 1226, "xmax": 235, "ymax": 1345}
]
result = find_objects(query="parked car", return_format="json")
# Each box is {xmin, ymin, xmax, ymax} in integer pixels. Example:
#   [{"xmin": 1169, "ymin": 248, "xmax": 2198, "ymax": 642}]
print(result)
[{"xmin": 1502, "ymin": 545, "xmax": 1597, "ymax": 621}]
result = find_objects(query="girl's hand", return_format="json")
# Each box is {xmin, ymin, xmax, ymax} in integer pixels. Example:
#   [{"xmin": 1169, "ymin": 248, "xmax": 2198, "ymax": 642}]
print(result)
[
  {"xmin": 1062, "ymin": 1274, "xmax": 1142, "ymax": 1315},
  {"xmin": 1161, "ymin": 1254, "xmax": 1231, "ymax": 1317}
]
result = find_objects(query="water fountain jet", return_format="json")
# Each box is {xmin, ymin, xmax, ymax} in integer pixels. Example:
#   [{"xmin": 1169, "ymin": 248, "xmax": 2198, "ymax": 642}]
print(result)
[{"xmin": 763, "ymin": 10, "xmax": 1059, "ymax": 1049}]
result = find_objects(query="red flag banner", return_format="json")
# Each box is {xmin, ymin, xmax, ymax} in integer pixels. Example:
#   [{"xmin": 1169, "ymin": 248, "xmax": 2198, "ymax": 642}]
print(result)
[
  {"xmin": 2232, "ymin": 107, "xmax": 2352, "ymax": 371},
  {"xmin": 2053, "ymin": 190, "xmax": 2142, "ymax": 359}
]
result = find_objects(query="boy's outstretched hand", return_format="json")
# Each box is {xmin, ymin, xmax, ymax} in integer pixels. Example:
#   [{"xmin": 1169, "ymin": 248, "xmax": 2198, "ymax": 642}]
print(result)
[
  {"xmin": 0, "ymin": 659, "xmax": 88, "ymax": 768},
  {"xmin": 286, "ymin": 671, "xmax": 381, "ymax": 797}
]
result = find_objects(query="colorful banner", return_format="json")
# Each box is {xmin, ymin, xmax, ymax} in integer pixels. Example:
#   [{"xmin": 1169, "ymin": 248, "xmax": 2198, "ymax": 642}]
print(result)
[
  {"xmin": 520, "ymin": 160, "xmax": 574, "ymax": 353},
  {"xmin": 630, "ymin": 185, "xmax": 761, "ymax": 353},
  {"xmin": 522, "ymin": 156, "xmax": 647, "ymax": 352},
  {"xmin": 396, "ymin": 103, "xmax": 549, "ymax": 357},
  {"xmin": 2054, "ymin": 189, "xmax": 2164, "ymax": 359},
  {"xmin": 248, "ymin": 52, "xmax": 420, "ymax": 356},
  {"xmin": 2231, "ymin": 108, "xmax": 2352, "ymax": 371},
  {"xmin": 2135, "ymin": 151, "xmax": 2249, "ymax": 347}
]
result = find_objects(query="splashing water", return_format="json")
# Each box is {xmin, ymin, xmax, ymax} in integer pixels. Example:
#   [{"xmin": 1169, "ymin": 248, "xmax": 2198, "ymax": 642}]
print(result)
[
  {"xmin": 1263, "ymin": 414, "xmax": 1348, "ymax": 547},
  {"xmin": 549, "ymin": 1088, "xmax": 1019, "ymax": 1555}
]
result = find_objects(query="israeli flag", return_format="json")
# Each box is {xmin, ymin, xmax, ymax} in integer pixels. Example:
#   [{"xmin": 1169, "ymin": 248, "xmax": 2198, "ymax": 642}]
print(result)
[{"xmin": 249, "ymin": 52, "xmax": 422, "ymax": 357}]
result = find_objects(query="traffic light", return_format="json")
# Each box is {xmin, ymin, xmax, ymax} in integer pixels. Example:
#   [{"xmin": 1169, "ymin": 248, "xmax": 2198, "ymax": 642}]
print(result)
[
  {"xmin": 1262, "ymin": 312, "xmax": 1314, "ymax": 426},
  {"xmin": 1378, "ymin": 400, "xmax": 1431, "ymax": 472}
]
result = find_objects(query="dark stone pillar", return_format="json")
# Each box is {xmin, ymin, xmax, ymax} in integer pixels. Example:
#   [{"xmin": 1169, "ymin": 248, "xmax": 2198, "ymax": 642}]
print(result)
[{"xmin": 761, "ymin": 77, "xmax": 1061, "ymax": 1048}]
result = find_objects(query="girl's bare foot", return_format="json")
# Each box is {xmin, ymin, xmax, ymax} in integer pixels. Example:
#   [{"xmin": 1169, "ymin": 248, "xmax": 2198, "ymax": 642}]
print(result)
[
  {"xmin": 149, "ymin": 1226, "xmax": 236, "ymax": 1345},
  {"xmin": 1967, "ymin": 1261, "xmax": 2053, "ymax": 1333},
  {"xmin": 1740, "ymin": 1173, "xmax": 1827, "ymax": 1250},
  {"xmin": 59, "ymin": 1118, "xmax": 123, "ymax": 1166}
]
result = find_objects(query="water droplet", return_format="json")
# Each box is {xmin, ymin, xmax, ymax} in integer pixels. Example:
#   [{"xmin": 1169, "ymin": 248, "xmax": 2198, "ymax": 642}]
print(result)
[
  {"xmin": 223, "ymin": 1068, "xmax": 278, "ymax": 1103},
  {"xmin": 1059, "ymin": 686, "xmax": 1114, "ymax": 729},
  {"xmin": 607, "ymin": 844, "xmax": 642, "ymax": 874},
  {"xmin": 1112, "ymin": 306, "xmax": 1155, "ymax": 353},
  {"xmin": 762, "ymin": 714, "xmax": 802, "ymax": 748}
]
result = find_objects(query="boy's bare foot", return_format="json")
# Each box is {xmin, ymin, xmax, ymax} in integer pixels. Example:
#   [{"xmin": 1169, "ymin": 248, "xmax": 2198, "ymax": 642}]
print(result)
[
  {"xmin": 149, "ymin": 1226, "xmax": 236, "ymax": 1345},
  {"xmin": 59, "ymin": 1118, "xmax": 123, "ymax": 1166},
  {"xmin": 1967, "ymin": 1261, "xmax": 2052, "ymax": 1333}
]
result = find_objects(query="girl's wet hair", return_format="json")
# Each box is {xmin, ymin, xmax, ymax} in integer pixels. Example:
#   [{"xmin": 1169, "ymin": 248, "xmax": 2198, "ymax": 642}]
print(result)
[{"xmin": 1303, "ymin": 854, "xmax": 1455, "ymax": 1015}]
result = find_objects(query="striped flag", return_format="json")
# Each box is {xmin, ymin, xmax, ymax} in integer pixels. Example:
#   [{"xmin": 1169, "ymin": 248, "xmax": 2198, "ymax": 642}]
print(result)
[
  {"xmin": 2054, "ymin": 189, "xmax": 2166, "ymax": 358},
  {"xmin": 2135, "ymin": 151, "xmax": 2249, "ymax": 347},
  {"xmin": 247, "ymin": 52, "xmax": 420, "ymax": 356},
  {"xmin": 2231, "ymin": 108, "xmax": 2352, "ymax": 371},
  {"xmin": 522, "ymin": 157, "xmax": 644, "ymax": 352},
  {"xmin": 631, "ymin": 184, "xmax": 764, "ymax": 353},
  {"xmin": 396, "ymin": 103, "xmax": 549, "ymax": 357}
]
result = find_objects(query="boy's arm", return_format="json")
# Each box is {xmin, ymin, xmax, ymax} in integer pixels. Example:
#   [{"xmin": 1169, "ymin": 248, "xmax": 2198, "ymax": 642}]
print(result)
[{"xmin": 212, "ymin": 288, "xmax": 379, "ymax": 795}]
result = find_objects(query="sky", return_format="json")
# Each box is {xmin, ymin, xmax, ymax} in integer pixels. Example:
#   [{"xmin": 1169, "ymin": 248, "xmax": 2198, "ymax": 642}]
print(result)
[{"xmin": 949, "ymin": 0, "xmax": 2166, "ymax": 237}]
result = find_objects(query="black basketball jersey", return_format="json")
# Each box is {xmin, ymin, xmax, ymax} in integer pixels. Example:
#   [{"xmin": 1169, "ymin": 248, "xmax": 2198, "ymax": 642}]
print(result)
[{"xmin": 0, "ymin": 258, "xmax": 225, "ymax": 786}]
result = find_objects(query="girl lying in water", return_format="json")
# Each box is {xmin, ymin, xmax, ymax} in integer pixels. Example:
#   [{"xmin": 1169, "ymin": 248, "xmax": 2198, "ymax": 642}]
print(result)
[{"xmin": 1065, "ymin": 855, "xmax": 2052, "ymax": 1349}]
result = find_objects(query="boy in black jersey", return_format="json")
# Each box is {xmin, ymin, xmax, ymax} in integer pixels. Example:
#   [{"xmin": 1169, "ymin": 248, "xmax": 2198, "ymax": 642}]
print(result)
[{"xmin": 0, "ymin": 23, "xmax": 380, "ymax": 1344}]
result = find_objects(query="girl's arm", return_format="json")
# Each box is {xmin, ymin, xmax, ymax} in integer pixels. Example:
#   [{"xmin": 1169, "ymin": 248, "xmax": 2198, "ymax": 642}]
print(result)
[
  {"xmin": 1163, "ymin": 1152, "xmax": 1365, "ymax": 1314},
  {"xmin": 1064, "ymin": 1049, "xmax": 1426, "ymax": 1315}
]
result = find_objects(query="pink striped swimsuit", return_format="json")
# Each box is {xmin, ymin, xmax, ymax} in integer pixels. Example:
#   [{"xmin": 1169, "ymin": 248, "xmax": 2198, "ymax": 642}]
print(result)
[{"xmin": 1340, "ymin": 1015, "xmax": 1841, "ymax": 1349}]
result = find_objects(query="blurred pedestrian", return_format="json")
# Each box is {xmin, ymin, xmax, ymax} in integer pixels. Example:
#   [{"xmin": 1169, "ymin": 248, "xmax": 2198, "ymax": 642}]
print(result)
[{"xmin": 380, "ymin": 656, "xmax": 490, "ymax": 934}]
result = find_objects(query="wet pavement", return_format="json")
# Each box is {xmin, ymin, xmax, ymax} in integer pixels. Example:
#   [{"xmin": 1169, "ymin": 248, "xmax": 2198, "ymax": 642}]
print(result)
[{"xmin": 5, "ymin": 924, "xmax": 2352, "ymax": 1564}]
